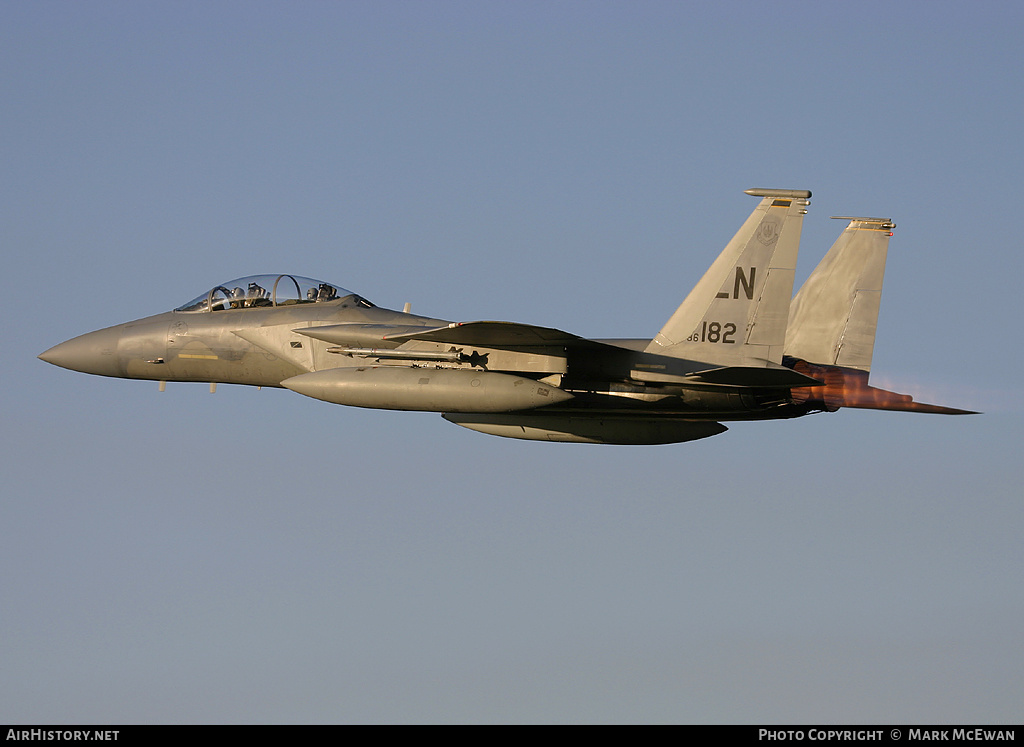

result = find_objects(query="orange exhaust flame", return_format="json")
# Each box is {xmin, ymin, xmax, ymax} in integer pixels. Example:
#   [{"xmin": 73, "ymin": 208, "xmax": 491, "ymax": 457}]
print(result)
[{"xmin": 787, "ymin": 360, "xmax": 978, "ymax": 415}]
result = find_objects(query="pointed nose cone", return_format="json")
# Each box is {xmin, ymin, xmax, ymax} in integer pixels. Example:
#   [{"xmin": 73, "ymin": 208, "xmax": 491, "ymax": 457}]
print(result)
[{"xmin": 39, "ymin": 325, "xmax": 124, "ymax": 377}]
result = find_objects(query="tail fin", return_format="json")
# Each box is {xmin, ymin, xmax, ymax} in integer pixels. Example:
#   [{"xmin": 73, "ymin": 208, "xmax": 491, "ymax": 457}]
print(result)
[
  {"xmin": 645, "ymin": 188, "xmax": 810, "ymax": 367},
  {"xmin": 785, "ymin": 217, "xmax": 977, "ymax": 415},
  {"xmin": 785, "ymin": 216, "xmax": 894, "ymax": 372}
]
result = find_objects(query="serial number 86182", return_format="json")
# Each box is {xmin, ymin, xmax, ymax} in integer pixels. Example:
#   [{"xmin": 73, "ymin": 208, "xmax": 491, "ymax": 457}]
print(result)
[{"xmin": 686, "ymin": 321, "xmax": 737, "ymax": 344}]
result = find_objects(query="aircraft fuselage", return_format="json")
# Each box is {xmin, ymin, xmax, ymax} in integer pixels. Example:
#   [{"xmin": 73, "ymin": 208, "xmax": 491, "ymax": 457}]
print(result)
[{"xmin": 40, "ymin": 193, "xmax": 974, "ymax": 444}]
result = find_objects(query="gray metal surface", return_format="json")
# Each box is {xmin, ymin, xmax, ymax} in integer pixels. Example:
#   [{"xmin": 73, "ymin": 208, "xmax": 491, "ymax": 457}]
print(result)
[
  {"xmin": 39, "ymin": 191, "xmax": 974, "ymax": 445},
  {"xmin": 786, "ymin": 216, "xmax": 895, "ymax": 371}
]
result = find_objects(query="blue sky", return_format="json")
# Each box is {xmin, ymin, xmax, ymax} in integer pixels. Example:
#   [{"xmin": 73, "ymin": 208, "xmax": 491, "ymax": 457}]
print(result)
[{"xmin": 3, "ymin": 1, "xmax": 1022, "ymax": 723}]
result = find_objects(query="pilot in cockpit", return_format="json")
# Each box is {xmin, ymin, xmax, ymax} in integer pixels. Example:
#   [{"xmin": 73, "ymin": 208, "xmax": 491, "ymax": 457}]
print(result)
[{"xmin": 247, "ymin": 282, "xmax": 269, "ymax": 307}]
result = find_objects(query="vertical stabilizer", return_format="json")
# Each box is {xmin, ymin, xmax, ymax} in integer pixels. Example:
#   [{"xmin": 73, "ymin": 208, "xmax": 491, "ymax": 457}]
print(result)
[
  {"xmin": 785, "ymin": 216, "xmax": 894, "ymax": 372},
  {"xmin": 645, "ymin": 188, "xmax": 810, "ymax": 366}
]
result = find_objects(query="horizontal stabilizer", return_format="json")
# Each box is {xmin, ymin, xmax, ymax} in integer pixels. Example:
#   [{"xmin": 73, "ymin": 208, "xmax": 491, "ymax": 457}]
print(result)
[
  {"xmin": 788, "ymin": 359, "xmax": 979, "ymax": 414},
  {"xmin": 842, "ymin": 396, "xmax": 979, "ymax": 415}
]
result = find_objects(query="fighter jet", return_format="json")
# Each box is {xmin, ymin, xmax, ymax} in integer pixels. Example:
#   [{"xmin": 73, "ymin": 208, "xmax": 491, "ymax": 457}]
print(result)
[{"xmin": 38, "ymin": 188, "xmax": 974, "ymax": 445}]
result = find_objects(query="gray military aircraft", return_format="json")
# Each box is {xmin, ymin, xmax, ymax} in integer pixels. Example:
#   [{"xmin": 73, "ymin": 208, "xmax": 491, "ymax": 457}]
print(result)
[{"xmin": 39, "ymin": 188, "xmax": 974, "ymax": 444}]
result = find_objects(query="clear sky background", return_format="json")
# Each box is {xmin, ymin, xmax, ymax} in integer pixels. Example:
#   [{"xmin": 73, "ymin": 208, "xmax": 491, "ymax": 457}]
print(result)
[{"xmin": 3, "ymin": 0, "xmax": 1022, "ymax": 724}]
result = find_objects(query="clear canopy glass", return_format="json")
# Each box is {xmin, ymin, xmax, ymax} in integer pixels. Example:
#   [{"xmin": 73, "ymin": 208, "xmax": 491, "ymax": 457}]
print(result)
[{"xmin": 174, "ymin": 275, "xmax": 360, "ymax": 312}]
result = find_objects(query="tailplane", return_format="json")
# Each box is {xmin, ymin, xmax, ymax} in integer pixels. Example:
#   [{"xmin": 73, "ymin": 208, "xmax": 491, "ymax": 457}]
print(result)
[
  {"xmin": 645, "ymin": 188, "xmax": 810, "ymax": 367},
  {"xmin": 787, "ymin": 359, "xmax": 977, "ymax": 415}
]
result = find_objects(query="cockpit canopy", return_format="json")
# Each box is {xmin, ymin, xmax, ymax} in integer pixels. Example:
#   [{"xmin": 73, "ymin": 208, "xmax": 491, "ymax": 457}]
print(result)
[{"xmin": 175, "ymin": 274, "xmax": 370, "ymax": 312}]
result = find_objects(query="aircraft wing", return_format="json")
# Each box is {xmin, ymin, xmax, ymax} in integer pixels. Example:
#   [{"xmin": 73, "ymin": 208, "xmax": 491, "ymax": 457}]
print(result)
[
  {"xmin": 384, "ymin": 321, "xmax": 608, "ymax": 350},
  {"xmin": 387, "ymin": 321, "xmax": 822, "ymax": 387}
]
